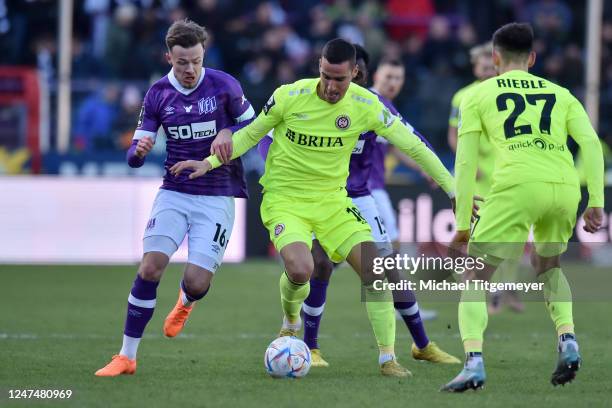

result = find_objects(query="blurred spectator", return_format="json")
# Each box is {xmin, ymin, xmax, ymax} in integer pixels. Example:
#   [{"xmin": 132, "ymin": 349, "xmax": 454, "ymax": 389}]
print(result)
[
  {"xmin": 0, "ymin": 0, "xmax": 608, "ymax": 178},
  {"xmin": 73, "ymin": 83, "xmax": 120, "ymax": 151},
  {"xmin": 114, "ymin": 85, "xmax": 143, "ymax": 150},
  {"xmin": 521, "ymin": 0, "xmax": 572, "ymax": 45},
  {"xmin": 104, "ymin": 3, "xmax": 137, "ymax": 78}
]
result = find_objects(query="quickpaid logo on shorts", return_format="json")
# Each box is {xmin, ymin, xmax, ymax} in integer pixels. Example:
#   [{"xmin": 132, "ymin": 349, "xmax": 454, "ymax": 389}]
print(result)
[
  {"xmin": 507, "ymin": 138, "xmax": 565, "ymax": 152},
  {"xmin": 274, "ymin": 223, "xmax": 285, "ymax": 237}
]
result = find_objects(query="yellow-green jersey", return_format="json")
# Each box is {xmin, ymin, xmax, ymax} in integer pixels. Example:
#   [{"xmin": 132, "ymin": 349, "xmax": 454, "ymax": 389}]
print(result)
[
  {"xmin": 207, "ymin": 78, "xmax": 454, "ymax": 198},
  {"xmin": 455, "ymin": 69, "xmax": 604, "ymax": 230},
  {"xmin": 449, "ymin": 80, "xmax": 480, "ymax": 128},
  {"xmin": 450, "ymin": 80, "xmax": 495, "ymax": 196}
]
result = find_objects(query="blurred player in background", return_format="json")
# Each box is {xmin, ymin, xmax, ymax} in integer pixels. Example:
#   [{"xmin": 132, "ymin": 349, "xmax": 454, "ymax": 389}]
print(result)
[
  {"xmin": 448, "ymin": 42, "xmax": 524, "ymax": 314},
  {"xmin": 95, "ymin": 19, "xmax": 255, "ymax": 377},
  {"xmin": 171, "ymin": 39, "xmax": 456, "ymax": 377},
  {"xmin": 442, "ymin": 22, "xmax": 604, "ymax": 392}
]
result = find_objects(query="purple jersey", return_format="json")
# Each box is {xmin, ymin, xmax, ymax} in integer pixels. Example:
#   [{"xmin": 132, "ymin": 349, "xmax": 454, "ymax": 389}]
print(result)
[
  {"xmin": 132, "ymin": 68, "xmax": 254, "ymax": 197},
  {"xmin": 366, "ymin": 89, "xmax": 434, "ymax": 191},
  {"xmin": 346, "ymin": 131, "xmax": 376, "ymax": 197}
]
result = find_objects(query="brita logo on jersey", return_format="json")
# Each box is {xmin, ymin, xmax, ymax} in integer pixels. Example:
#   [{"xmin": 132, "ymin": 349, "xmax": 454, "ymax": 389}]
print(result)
[{"xmin": 285, "ymin": 128, "xmax": 344, "ymax": 148}]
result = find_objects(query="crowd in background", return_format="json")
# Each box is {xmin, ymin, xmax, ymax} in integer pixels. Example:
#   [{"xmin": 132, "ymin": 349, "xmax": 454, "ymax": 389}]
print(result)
[{"xmin": 0, "ymin": 0, "xmax": 611, "ymax": 179}]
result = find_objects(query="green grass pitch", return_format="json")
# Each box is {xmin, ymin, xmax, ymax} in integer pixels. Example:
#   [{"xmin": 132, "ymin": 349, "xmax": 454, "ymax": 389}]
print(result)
[{"xmin": 1, "ymin": 261, "xmax": 610, "ymax": 407}]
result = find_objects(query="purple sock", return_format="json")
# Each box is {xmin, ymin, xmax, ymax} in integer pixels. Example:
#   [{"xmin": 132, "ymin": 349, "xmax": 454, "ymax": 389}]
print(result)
[
  {"xmin": 394, "ymin": 301, "xmax": 429, "ymax": 349},
  {"xmin": 302, "ymin": 278, "xmax": 328, "ymax": 350},
  {"xmin": 124, "ymin": 275, "xmax": 159, "ymax": 338}
]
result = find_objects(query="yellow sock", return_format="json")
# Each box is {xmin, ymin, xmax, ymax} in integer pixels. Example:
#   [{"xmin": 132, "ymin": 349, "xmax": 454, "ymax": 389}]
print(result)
[
  {"xmin": 540, "ymin": 267, "xmax": 574, "ymax": 335},
  {"xmin": 279, "ymin": 271, "xmax": 310, "ymax": 323},
  {"xmin": 363, "ymin": 284, "xmax": 396, "ymax": 352},
  {"xmin": 459, "ymin": 284, "xmax": 487, "ymax": 353}
]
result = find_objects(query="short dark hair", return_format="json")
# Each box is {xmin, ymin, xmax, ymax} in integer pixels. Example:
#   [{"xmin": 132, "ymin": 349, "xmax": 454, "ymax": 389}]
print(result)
[
  {"xmin": 377, "ymin": 58, "xmax": 404, "ymax": 70},
  {"xmin": 353, "ymin": 43, "xmax": 370, "ymax": 67},
  {"xmin": 322, "ymin": 38, "xmax": 356, "ymax": 66},
  {"xmin": 166, "ymin": 19, "xmax": 208, "ymax": 51},
  {"xmin": 493, "ymin": 22, "xmax": 534, "ymax": 60}
]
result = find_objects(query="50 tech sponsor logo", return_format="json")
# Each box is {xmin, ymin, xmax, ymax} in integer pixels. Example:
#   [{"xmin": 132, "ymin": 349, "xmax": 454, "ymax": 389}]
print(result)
[
  {"xmin": 167, "ymin": 121, "xmax": 217, "ymax": 140},
  {"xmin": 508, "ymin": 138, "xmax": 565, "ymax": 152}
]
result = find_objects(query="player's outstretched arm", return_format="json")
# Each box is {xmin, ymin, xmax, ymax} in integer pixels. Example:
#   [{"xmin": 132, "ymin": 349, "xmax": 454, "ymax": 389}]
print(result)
[
  {"xmin": 170, "ymin": 159, "xmax": 212, "ymax": 179},
  {"xmin": 379, "ymin": 119, "xmax": 455, "ymax": 196},
  {"xmin": 454, "ymin": 130, "xmax": 480, "ymax": 232}
]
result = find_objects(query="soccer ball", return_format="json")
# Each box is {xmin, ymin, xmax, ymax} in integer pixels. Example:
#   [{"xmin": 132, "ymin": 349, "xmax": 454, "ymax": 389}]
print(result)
[{"xmin": 264, "ymin": 336, "xmax": 311, "ymax": 378}]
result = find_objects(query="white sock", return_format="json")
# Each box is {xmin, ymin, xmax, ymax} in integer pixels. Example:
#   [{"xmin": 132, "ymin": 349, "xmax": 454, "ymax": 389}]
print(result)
[
  {"xmin": 379, "ymin": 353, "xmax": 395, "ymax": 365},
  {"xmin": 181, "ymin": 291, "xmax": 193, "ymax": 307},
  {"xmin": 282, "ymin": 316, "xmax": 302, "ymax": 330},
  {"xmin": 119, "ymin": 335, "xmax": 141, "ymax": 360}
]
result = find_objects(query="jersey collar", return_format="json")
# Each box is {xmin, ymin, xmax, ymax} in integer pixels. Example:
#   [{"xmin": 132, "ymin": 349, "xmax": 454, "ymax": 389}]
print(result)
[{"xmin": 168, "ymin": 67, "xmax": 206, "ymax": 96}]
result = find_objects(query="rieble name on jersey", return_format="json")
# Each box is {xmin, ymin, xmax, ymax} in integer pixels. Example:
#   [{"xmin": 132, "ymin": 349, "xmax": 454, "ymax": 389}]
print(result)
[{"xmin": 285, "ymin": 128, "xmax": 344, "ymax": 148}]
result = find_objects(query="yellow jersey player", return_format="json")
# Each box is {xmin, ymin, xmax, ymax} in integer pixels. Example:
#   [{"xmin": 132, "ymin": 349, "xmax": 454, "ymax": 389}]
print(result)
[
  {"xmin": 171, "ymin": 39, "xmax": 456, "ymax": 377},
  {"xmin": 442, "ymin": 23, "xmax": 604, "ymax": 392},
  {"xmin": 450, "ymin": 42, "xmax": 524, "ymax": 314},
  {"xmin": 448, "ymin": 41, "xmax": 496, "ymax": 198}
]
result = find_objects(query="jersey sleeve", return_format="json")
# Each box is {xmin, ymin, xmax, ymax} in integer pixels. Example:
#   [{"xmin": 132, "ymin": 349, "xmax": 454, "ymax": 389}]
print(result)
[
  {"xmin": 226, "ymin": 75, "xmax": 256, "ymax": 125},
  {"xmin": 370, "ymin": 101, "xmax": 455, "ymax": 196},
  {"xmin": 454, "ymin": 130, "xmax": 480, "ymax": 230},
  {"xmin": 448, "ymin": 91, "xmax": 461, "ymax": 127},
  {"xmin": 133, "ymin": 88, "xmax": 160, "ymax": 142},
  {"xmin": 566, "ymin": 96, "xmax": 605, "ymax": 207},
  {"xmin": 206, "ymin": 87, "xmax": 285, "ymax": 169},
  {"xmin": 457, "ymin": 89, "xmax": 482, "ymax": 137}
]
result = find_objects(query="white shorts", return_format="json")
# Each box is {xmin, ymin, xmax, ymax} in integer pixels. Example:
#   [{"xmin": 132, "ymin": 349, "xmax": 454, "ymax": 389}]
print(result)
[
  {"xmin": 371, "ymin": 188, "xmax": 399, "ymax": 241},
  {"xmin": 352, "ymin": 194, "xmax": 392, "ymax": 256},
  {"xmin": 143, "ymin": 189, "xmax": 235, "ymax": 273}
]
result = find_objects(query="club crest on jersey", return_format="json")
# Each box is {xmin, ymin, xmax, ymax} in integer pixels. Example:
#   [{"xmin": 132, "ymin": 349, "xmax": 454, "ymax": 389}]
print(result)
[
  {"xmin": 274, "ymin": 223, "xmax": 285, "ymax": 237},
  {"xmin": 335, "ymin": 114, "xmax": 351, "ymax": 130},
  {"xmin": 198, "ymin": 96, "xmax": 217, "ymax": 115},
  {"xmin": 263, "ymin": 95, "xmax": 275, "ymax": 115},
  {"xmin": 184, "ymin": 105, "xmax": 193, "ymax": 113}
]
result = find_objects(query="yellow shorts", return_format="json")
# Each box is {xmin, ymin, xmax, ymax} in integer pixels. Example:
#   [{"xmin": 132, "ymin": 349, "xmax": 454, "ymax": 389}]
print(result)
[
  {"xmin": 260, "ymin": 190, "xmax": 372, "ymax": 262},
  {"xmin": 469, "ymin": 182, "xmax": 580, "ymax": 262}
]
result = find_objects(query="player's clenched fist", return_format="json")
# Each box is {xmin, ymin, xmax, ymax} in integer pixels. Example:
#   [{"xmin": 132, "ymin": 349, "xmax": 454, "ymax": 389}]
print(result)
[
  {"xmin": 135, "ymin": 136, "xmax": 154, "ymax": 158},
  {"xmin": 170, "ymin": 159, "xmax": 212, "ymax": 179},
  {"xmin": 211, "ymin": 128, "xmax": 233, "ymax": 164},
  {"xmin": 582, "ymin": 207, "xmax": 603, "ymax": 233}
]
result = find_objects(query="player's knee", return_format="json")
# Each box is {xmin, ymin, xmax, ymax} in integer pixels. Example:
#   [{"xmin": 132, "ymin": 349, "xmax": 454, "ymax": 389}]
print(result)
[
  {"xmin": 284, "ymin": 255, "xmax": 314, "ymax": 284},
  {"xmin": 138, "ymin": 261, "xmax": 164, "ymax": 281},
  {"xmin": 533, "ymin": 254, "xmax": 560, "ymax": 275},
  {"xmin": 138, "ymin": 249, "xmax": 170, "ymax": 281},
  {"xmin": 183, "ymin": 277, "xmax": 211, "ymax": 298}
]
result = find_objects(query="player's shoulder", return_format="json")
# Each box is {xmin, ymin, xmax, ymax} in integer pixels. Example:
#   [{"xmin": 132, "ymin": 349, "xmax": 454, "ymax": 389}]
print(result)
[
  {"xmin": 452, "ymin": 80, "xmax": 480, "ymax": 104},
  {"xmin": 277, "ymin": 78, "xmax": 318, "ymax": 97},
  {"xmin": 531, "ymin": 73, "xmax": 575, "ymax": 101},
  {"xmin": 147, "ymin": 73, "xmax": 172, "ymax": 94},
  {"xmin": 204, "ymin": 68, "xmax": 243, "ymax": 92},
  {"xmin": 347, "ymin": 83, "xmax": 379, "ymax": 106}
]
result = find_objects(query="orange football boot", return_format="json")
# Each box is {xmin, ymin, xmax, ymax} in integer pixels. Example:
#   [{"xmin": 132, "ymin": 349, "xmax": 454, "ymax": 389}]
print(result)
[
  {"xmin": 94, "ymin": 355, "xmax": 136, "ymax": 377},
  {"xmin": 163, "ymin": 289, "xmax": 194, "ymax": 337}
]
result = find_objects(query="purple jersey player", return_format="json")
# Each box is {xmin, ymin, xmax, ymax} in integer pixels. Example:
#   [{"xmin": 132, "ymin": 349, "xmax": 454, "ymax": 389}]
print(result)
[{"xmin": 95, "ymin": 20, "xmax": 254, "ymax": 377}]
